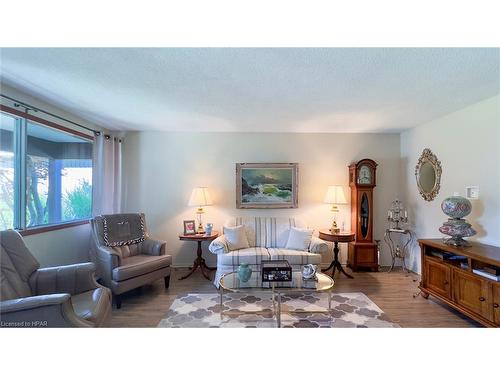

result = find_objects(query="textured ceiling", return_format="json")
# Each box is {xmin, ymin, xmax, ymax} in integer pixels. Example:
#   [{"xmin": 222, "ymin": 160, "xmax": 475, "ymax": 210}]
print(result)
[{"xmin": 0, "ymin": 48, "xmax": 499, "ymax": 132}]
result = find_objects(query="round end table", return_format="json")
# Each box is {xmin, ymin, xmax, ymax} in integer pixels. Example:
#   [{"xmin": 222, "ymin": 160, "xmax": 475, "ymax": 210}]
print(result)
[
  {"xmin": 319, "ymin": 229, "xmax": 355, "ymax": 279},
  {"xmin": 178, "ymin": 231, "xmax": 219, "ymax": 281}
]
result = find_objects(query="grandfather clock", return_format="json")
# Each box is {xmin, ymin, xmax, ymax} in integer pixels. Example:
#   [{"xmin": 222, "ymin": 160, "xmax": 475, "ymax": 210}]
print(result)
[{"xmin": 348, "ymin": 159, "xmax": 378, "ymax": 271}]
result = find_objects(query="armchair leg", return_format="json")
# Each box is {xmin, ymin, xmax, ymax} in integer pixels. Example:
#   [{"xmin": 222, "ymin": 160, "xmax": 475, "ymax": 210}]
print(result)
[
  {"xmin": 114, "ymin": 294, "xmax": 122, "ymax": 309},
  {"xmin": 164, "ymin": 275, "xmax": 171, "ymax": 289}
]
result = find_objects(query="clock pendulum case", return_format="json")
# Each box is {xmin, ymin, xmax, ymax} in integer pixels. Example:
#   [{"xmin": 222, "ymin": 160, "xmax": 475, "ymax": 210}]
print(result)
[{"xmin": 348, "ymin": 159, "xmax": 378, "ymax": 271}]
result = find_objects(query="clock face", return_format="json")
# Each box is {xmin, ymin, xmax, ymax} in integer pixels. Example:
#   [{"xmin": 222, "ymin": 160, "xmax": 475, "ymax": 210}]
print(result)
[{"xmin": 357, "ymin": 165, "xmax": 372, "ymax": 185}]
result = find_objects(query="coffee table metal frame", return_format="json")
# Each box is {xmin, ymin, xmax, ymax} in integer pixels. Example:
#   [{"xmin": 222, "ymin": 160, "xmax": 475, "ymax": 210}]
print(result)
[{"xmin": 218, "ymin": 271, "xmax": 334, "ymax": 328}]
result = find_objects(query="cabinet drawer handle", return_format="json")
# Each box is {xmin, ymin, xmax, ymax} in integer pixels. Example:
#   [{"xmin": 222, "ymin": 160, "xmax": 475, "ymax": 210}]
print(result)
[
  {"xmin": 494, "ymin": 303, "xmax": 499, "ymax": 308},
  {"xmin": 443, "ymin": 281, "xmax": 449, "ymax": 285},
  {"xmin": 479, "ymin": 297, "xmax": 486, "ymax": 302}
]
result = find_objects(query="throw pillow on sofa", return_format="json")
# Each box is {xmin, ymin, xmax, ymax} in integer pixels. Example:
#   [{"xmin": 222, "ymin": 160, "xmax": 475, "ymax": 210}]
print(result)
[
  {"xmin": 285, "ymin": 227, "xmax": 313, "ymax": 251},
  {"xmin": 223, "ymin": 225, "xmax": 250, "ymax": 251}
]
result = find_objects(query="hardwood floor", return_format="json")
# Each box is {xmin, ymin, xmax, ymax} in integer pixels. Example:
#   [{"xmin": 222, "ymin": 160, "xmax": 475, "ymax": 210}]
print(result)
[{"xmin": 108, "ymin": 267, "xmax": 480, "ymax": 327}]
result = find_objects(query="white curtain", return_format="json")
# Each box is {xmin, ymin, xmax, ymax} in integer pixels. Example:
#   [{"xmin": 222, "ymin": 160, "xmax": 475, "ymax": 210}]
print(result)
[{"xmin": 92, "ymin": 133, "xmax": 122, "ymax": 216}]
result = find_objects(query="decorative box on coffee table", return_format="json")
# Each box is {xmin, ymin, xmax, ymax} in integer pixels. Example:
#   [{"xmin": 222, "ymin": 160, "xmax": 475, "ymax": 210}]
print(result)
[{"xmin": 261, "ymin": 260, "xmax": 292, "ymax": 282}]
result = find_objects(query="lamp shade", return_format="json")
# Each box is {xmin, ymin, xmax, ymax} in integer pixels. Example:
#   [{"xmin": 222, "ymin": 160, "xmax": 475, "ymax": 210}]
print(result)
[
  {"xmin": 324, "ymin": 186, "xmax": 347, "ymax": 204},
  {"xmin": 188, "ymin": 187, "xmax": 213, "ymax": 207}
]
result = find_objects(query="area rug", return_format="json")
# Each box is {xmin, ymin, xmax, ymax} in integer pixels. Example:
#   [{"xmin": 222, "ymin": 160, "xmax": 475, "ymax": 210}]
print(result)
[{"xmin": 158, "ymin": 292, "xmax": 399, "ymax": 328}]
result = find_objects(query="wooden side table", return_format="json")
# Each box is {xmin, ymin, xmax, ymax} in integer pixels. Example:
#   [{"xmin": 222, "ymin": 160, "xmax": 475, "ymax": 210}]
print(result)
[
  {"xmin": 178, "ymin": 231, "xmax": 219, "ymax": 281},
  {"xmin": 319, "ymin": 229, "xmax": 355, "ymax": 279}
]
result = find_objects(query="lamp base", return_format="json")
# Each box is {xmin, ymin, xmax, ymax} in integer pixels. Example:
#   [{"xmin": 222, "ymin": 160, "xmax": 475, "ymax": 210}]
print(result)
[
  {"xmin": 330, "ymin": 219, "xmax": 340, "ymax": 233},
  {"xmin": 196, "ymin": 208, "xmax": 205, "ymax": 233}
]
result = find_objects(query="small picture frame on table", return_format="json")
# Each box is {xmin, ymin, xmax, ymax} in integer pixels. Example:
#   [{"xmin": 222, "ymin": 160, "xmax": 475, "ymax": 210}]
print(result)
[{"xmin": 183, "ymin": 220, "xmax": 196, "ymax": 235}]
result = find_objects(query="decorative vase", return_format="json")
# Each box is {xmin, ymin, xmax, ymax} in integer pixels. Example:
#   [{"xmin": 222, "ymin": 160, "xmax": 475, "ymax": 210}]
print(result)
[
  {"xmin": 237, "ymin": 263, "xmax": 252, "ymax": 282},
  {"xmin": 205, "ymin": 223, "xmax": 213, "ymax": 236},
  {"xmin": 439, "ymin": 195, "xmax": 476, "ymax": 247},
  {"xmin": 301, "ymin": 264, "xmax": 317, "ymax": 280}
]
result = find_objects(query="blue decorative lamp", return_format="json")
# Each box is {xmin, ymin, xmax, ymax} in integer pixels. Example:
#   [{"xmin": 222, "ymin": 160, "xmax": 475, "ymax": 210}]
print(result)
[{"xmin": 439, "ymin": 193, "xmax": 476, "ymax": 247}]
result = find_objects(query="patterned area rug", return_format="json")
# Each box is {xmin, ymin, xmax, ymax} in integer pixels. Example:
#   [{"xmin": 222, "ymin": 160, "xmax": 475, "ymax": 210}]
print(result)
[{"xmin": 158, "ymin": 292, "xmax": 399, "ymax": 328}]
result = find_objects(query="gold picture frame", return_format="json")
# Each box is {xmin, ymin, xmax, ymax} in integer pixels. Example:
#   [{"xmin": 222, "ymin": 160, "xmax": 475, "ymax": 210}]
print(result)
[{"xmin": 236, "ymin": 163, "xmax": 298, "ymax": 209}]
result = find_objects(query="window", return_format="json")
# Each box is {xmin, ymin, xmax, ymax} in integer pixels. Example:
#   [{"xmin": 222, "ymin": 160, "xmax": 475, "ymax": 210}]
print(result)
[
  {"xmin": 0, "ymin": 109, "xmax": 93, "ymax": 231},
  {"xmin": 0, "ymin": 112, "xmax": 19, "ymax": 230}
]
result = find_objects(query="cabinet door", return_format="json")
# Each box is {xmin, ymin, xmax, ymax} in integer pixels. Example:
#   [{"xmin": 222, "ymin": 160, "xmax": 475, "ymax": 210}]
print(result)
[
  {"xmin": 425, "ymin": 259, "xmax": 451, "ymax": 299},
  {"xmin": 453, "ymin": 268, "xmax": 490, "ymax": 319},
  {"xmin": 493, "ymin": 283, "xmax": 500, "ymax": 325}
]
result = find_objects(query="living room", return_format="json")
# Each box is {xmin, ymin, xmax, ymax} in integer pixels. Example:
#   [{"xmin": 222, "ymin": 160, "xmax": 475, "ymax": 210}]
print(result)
[{"xmin": 1, "ymin": 1, "xmax": 499, "ymax": 374}]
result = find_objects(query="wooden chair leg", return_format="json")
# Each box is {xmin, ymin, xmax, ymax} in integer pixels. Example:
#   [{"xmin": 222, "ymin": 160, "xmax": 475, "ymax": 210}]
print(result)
[{"xmin": 164, "ymin": 275, "xmax": 171, "ymax": 289}]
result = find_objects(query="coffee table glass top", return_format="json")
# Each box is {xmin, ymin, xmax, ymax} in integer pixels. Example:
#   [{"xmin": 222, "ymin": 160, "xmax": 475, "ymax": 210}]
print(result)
[{"xmin": 219, "ymin": 271, "xmax": 334, "ymax": 293}]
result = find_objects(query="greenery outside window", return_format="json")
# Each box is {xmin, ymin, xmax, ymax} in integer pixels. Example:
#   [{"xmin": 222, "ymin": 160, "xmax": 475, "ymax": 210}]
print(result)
[{"xmin": 0, "ymin": 109, "xmax": 93, "ymax": 232}]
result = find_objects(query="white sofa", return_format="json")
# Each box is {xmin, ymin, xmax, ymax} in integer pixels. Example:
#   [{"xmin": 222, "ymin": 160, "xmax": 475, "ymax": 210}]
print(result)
[{"xmin": 208, "ymin": 217, "xmax": 328, "ymax": 287}]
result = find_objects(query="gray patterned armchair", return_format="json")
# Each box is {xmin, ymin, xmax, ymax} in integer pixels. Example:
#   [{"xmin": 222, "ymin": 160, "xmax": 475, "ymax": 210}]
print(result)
[
  {"xmin": 90, "ymin": 213, "xmax": 172, "ymax": 308},
  {"xmin": 0, "ymin": 230, "xmax": 111, "ymax": 327}
]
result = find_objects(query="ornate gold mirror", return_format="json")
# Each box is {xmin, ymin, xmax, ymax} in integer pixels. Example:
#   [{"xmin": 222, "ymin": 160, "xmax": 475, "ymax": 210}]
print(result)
[{"xmin": 415, "ymin": 148, "xmax": 442, "ymax": 201}]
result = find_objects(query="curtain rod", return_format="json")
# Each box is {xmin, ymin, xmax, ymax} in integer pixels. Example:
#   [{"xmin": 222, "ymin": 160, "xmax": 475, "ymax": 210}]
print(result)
[{"xmin": 0, "ymin": 93, "xmax": 100, "ymax": 135}]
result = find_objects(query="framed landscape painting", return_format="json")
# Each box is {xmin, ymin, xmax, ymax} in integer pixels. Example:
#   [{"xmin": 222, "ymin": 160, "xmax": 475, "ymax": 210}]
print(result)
[{"xmin": 236, "ymin": 163, "xmax": 298, "ymax": 209}]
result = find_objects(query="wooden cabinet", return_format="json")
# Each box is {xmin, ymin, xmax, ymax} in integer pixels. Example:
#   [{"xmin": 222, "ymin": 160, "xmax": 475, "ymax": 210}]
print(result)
[
  {"xmin": 452, "ymin": 268, "xmax": 490, "ymax": 319},
  {"xmin": 425, "ymin": 258, "xmax": 451, "ymax": 299},
  {"xmin": 419, "ymin": 239, "xmax": 500, "ymax": 327},
  {"xmin": 493, "ymin": 284, "xmax": 500, "ymax": 325}
]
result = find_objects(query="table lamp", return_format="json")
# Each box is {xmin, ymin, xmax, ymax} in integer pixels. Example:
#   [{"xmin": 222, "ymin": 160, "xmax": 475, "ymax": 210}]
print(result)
[
  {"xmin": 188, "ymin": 187, "xmax": 213, "ymax": 234},
  {"xmin": 324, "ymin": 185, "xmax": 347, "ymax": 233}
]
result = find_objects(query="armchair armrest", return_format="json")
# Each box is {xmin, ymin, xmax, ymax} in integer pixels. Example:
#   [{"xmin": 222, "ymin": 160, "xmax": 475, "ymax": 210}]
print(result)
[
  {"xmin": 309, "ymin": 236, "xmax": 329, "ymax": 254},
  {"xmin": 141, "ymin": 237, "xmax": 166, "ymax": 256},
  {"xmin": 1, "ymin": 294, "xmax": 70, "ymax": 313},
  {"xmin": 94, "ymin": 244, "xmax": 121, "ymax": 286},
  {"xmin": 208, "ymin": 235, "xmax": 229, "ymax": 255},
  {"xmin": 95, "ymin": 244, "xmax": 121, "ymax": 260},
  {"xmin": 0, "ymin": 294, "xmax": 92, "ymax": 328},
  {"xmin": 30, "ymin": 262, "xmax": 102, "ymax": 296}
]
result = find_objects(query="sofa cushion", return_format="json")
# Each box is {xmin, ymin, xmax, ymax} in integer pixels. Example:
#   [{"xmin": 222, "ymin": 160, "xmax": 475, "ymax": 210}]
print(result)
[
  {"xmin": 267, "ymin": 248, "xmax": 321, "ymax": 265},
  {"xmin": 223, "ymin": 225, "xmax": 250, "ymax": 251},
  {"xmin": 265, "ymin": 217, "xmax": 306, "ymax": 248},
  {"xmin": 285, "ymin": 227, "xmax": 313, "ymax": 251},
  {"xmin": 225, "ymin": 217, "xmax": 267, "ymax": 248},
  {"xmin": 225, "ymin": 217, "xmax": 308, "ymax": 248},
  {"xmin": 217, "ymin": 247, "xmax": 270, "ymax": 266},
  {"xmin": 71, "ymin": 287, "xmax": 111, "ymax": 325},
  {"xmin": 112, "ymin": 254, "xmax": 172, "ymax": 282}
]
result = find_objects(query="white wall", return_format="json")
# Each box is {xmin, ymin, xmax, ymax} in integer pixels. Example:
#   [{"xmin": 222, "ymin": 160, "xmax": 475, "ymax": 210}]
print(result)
[
  {"xmin": 22, "ymin": 224, "xmax": 93, "ymax": 267},
  {"xmin": 1, "ymin": 84, "xmax": 106, "ymax": 267},
  {"xmin": 122, "ymin": 132, "xmax": 401, "ymax": 267},
  {"xmin": 401, "ymin": 95, "xmax": 500, "ymax": 274}
]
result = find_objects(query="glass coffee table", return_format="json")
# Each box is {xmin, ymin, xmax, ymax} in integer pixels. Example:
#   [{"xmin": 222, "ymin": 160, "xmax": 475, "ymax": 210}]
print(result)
[{"xmin": 219, "ymin": 271, "xmax": 334, "ymax": 327}]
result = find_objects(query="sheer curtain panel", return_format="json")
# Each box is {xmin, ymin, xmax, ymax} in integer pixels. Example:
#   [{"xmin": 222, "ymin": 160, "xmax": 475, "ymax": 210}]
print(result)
[{"xmin": 92, "ymin": 134, "xmax": 122, "ymax": 216}]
